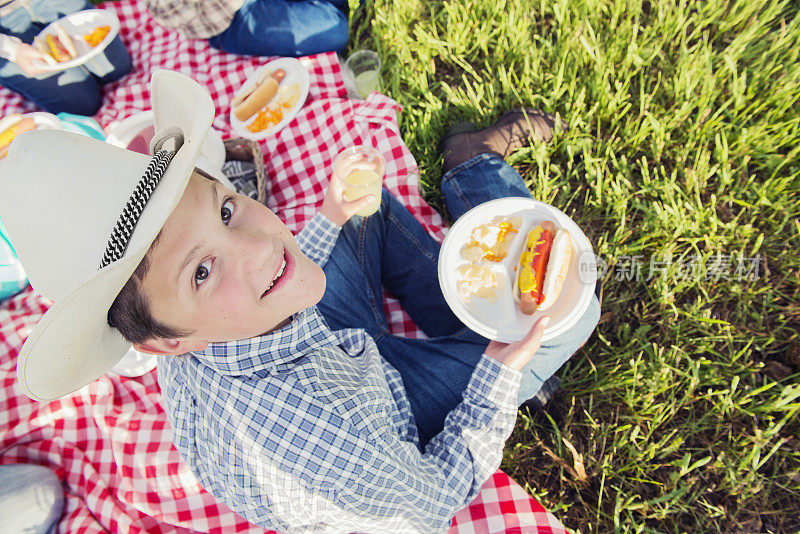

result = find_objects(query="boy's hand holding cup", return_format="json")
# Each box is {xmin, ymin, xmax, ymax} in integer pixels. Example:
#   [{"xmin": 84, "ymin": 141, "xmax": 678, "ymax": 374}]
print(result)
[{"xmin": 321, "ymin": 145, "xmax": 385, "ymax": 226}]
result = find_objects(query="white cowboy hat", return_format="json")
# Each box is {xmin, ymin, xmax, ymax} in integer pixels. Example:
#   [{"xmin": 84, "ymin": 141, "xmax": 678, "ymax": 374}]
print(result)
[{"xmin": 0, "ymin": 70, "xmax": 214, "ymax": 401}]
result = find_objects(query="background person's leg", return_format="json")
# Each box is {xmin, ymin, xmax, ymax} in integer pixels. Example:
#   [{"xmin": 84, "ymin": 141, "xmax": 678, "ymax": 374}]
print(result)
[
  {"xmin": 208, "ymin": 0, "xmax": 349, "ymax": 57},
  {"xmin": 0, "ymin": 0, "xmax": 92, "ymax": 41},
  {"xmin": 0, "ymin": 60, "xmax": 102, "ymax": 115},
  {"xmin": 22, "ymin": 0, "xmax": 93, "ymax": 24},
  {"xmin": 84, "ymin": 33, "xmax": 132, "ymax": 85},
  {"xmin": 0, "ymin": 464, "xmax": 64, "ymax": 534}
]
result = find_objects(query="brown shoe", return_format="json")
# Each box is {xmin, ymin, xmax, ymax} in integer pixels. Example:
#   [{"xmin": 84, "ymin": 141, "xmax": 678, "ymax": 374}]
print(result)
[{"xmin": 440, "ymin": 108, "xmax": 560, "ymax": 174}]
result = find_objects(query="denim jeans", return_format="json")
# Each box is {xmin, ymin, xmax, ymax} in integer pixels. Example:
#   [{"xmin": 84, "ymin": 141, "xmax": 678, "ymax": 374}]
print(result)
[
  {"xmin": 208, "ymin": 0, "xmax": 349, "ymax": 57},
  {"xmin": 0, "ymin": 464, "xmax": 64, "ymax": 534},
  {"xmin": 0, "ymin": 0, "xmax": 131, "ymax": 115},
  {"xmin": 317, "ymin": 153, "xmax": 601, "ymax": 446}
]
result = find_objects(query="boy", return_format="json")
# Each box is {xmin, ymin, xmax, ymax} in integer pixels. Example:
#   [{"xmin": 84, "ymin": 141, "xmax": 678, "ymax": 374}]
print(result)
[{"xmin": 0, "ymin": 71, "xmax": 599, "ymax": 532}]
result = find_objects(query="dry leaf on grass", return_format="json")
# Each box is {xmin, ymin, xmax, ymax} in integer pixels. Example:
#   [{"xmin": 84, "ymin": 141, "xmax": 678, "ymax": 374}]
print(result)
[
  {"xmin": 562, "ymin": 437, "xmax": 588, "ymax": 483},
  {"xmin": 538, "ymin": 438, "xmax": 588, "ymax": 484}
]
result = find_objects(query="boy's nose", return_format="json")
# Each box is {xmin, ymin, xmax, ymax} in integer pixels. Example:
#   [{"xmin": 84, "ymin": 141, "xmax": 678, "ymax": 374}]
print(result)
[{"xmin": 234, "ymin": 229, "xmax": 273, "ymax": 274}]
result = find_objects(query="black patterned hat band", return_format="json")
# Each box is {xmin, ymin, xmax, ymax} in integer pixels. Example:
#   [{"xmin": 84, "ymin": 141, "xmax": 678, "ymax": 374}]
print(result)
[{"xmin": 99, "ymin": 128, "xmax": 185, "ymax": 269}]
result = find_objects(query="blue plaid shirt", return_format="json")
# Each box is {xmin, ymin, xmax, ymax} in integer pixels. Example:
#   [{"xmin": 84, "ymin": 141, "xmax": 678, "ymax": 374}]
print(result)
[{"xmin": 157, "ymin": 213, "xmax": 522, "ymax": 533}]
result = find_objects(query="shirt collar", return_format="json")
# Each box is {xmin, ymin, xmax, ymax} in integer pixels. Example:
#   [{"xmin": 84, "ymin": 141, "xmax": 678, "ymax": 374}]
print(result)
[{"xmin": 191, "ymin": 306, "xmax": 339, "ymax": 376}]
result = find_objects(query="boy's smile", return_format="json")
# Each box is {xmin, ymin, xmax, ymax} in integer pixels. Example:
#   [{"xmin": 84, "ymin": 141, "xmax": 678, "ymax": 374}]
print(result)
[{"xmin": 138, "ymin": 173, "xmax": 326, "ymax": 350}]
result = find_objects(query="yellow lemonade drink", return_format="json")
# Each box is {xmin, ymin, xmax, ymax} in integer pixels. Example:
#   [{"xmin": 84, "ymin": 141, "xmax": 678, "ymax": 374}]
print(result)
[
  {"xmin": 354, "ymin": 70, "xmax": 380, "ymax": 98},
  {"xmin": 345, "ymin": 50, "xmax": 382, "ymax": 99},
  {"xmin": 334, "ymin": 145, "xmax": 385, "ymax": 217},
  {"xmin": 345, "ymin": 169, "xmax": 382, "ymax": 216}
]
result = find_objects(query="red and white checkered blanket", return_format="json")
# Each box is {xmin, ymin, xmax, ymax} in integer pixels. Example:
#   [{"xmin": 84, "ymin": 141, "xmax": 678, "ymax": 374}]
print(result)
[{"xmin": 0, "ymin": 1, "xmax": 566, "ymax": 532}]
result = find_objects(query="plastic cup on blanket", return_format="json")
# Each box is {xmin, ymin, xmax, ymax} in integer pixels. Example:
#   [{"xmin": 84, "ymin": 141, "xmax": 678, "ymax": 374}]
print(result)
[
  {"xmin": 333, "ymin": 145, "xmax": 385, "ymax": 216},
  {"xmin": 343, "ymin": 50, "xmax": 382, "ymax": 99}
]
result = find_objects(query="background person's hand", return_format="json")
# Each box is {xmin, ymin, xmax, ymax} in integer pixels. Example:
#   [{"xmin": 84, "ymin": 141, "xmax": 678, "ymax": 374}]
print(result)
[
  {"xmin": 484, "ymin": 316, "xmax": 549, "ymax": 371},
  {"xmin": 319, "ymin": 174, "xmax": 376, "ymax": 226},
  {"xmin": 14, "ymin": 44, "xmax": 52, "ymax": 76}
]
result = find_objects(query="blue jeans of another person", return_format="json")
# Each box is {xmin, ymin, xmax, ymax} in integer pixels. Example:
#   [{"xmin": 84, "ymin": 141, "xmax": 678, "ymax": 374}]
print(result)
[
  {"xmin": 0, "ymin": 0, "xmax": 130, "ymax": 115},
  {"xmin": 208, "ymin": 0, "xmax": 349, "ymax": 57},
  {"xmin": 318, "ymin": 153, "xmax": 601, "ymax": 447},
  {"xmin": 0, "ymin": 464, "xmax": 64, "ymax": 534}
]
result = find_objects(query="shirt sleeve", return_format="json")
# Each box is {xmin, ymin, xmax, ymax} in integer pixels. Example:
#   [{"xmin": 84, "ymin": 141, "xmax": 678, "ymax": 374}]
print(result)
[
  {"xmin": 207, "ymin": 354, "xmax": 521, "ymax": 532},
  {"xmin": 294, "ymin": 212, "xmax": 341, "ymax": 268},
  {"xmin": 0, "ymin": 34, "xmax": 22, "ymax": 62},
  {"xmin": 349, "ymin": 355, "xmax": 522, "ymax": 531}
]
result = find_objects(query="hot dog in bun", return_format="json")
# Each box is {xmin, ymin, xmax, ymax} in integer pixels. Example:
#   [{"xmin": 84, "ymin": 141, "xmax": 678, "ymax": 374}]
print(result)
[
  {"xmin": 0, "ymin": 115, "xmax": 37, "ymax": 159},
  {"xmin": 34, "ymin": 24, "xmax": 77, "ymax": 63},
  {"xmin": 232, "ymin": 68, "xmax": 286, "ymax": 122},
  {"xmin": 513, "ymin": 221, "xmax": 572, "ymax": 314}
]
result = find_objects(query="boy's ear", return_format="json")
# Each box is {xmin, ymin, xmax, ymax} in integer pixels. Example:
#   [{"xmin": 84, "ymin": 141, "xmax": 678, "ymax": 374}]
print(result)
[{"xmin": 134, "ymin": 338, "xmax": 208, "ymax": 356}]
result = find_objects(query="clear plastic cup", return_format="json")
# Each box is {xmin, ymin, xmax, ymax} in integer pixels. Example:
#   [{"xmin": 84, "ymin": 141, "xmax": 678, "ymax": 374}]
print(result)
[
  {"xmin": 333, "ymin": 145, "xmax": 385, "ymax": 216},
  {"xmin": 344, "ymin": 50, "xmax": 382, "ymax": 99}
]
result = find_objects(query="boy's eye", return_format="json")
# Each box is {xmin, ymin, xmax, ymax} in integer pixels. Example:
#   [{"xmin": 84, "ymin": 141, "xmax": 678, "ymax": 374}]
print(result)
[
  {"xmin": 195, "ymin": 260, "xmax": 211, "ymax": 287},
  {"xmin": 221, "ymin": 199, "xmax": 234, "ymax": 224}
]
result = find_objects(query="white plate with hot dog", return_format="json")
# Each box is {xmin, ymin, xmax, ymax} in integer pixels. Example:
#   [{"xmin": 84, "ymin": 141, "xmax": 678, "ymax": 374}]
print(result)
[
  {"xmin": 0, "ymin": 112, "xmax": 62, "ymax": 159},
  {"xmin": 32, "ymin": 9, "xmax": 120, "ymax": 73},
  {"xmin": 438, "ymin": 197, "xmax": 597, "ymax": 343},
  {"xmin": 229, "ymin": 57, "xmax": 310, "ymax": 141}
]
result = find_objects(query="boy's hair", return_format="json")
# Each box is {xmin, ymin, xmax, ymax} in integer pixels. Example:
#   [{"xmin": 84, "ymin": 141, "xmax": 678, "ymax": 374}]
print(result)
[
  {"xmin": 107, "ymin": 242, "xmax": 190, "ymax": 344},
  {"xmin": 107, "ymin": 168, "xmax": 217, "ymax": 344}
]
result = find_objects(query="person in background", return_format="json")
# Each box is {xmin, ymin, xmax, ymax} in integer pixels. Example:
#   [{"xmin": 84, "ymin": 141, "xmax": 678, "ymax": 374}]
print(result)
[
  {"xmin": 0, "ymin": 0, "xmax": 131, "ymax": 116},
  {"xmin": 145, "ymin": 0, "xmax": 350, "ymax": 58}
]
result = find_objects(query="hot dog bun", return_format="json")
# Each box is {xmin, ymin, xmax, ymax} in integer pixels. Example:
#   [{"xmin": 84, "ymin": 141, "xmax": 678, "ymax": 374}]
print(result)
[
  {"xmin": 54, "ymin": 24, "xmax": 77, "ymax": 59},
  {"xmin": 233, "ymin": 68, "xmax": 285, "ymax": 122},
  {"xmin": 39, "ymin": 24, "xmax": 78, "ymax": 63},
  {"xmin": 538, "ymin": 228, "xmax": 572, "ymax": 311}
]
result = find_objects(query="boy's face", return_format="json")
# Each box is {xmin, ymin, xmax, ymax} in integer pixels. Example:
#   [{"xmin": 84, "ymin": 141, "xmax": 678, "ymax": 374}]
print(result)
[{"xmin": 139, "ymin": 173, "xmax": 326, "ymax": 348}]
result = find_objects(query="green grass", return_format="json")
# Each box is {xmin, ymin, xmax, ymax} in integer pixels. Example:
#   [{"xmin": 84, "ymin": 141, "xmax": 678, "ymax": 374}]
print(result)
[{"xmin": 347, "ymin": 0, "xmax": 800, "ymax": 531}]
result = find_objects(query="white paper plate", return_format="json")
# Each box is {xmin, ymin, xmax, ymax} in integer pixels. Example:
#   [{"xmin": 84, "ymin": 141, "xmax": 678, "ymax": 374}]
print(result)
[
  {"xmin": 229, "ymin": 57, "xmax": 310, "ymax": 141},
  {"xmin": 438, "ymin": 198, "xmax": 597, "ymax": 343},
  {"xmin": 24, "ymin": 112, "xmax": 62, "ymax": 130},
  {"xmin": 34, "ymin": 9, "xmax": 120, "ymax": 73},
  {"xmin": 0, "ymin": 112, "xmax": 62, "ymax": 132},
  {"xmin": 104, "ymin": 109, "xmax": 226, "ymax": 170}
]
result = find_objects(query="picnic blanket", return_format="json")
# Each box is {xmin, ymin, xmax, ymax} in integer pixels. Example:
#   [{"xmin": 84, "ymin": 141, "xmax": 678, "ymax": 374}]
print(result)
[{"xmin": 0, "ymin": 1, "xmax": 567, "ymax": 532}]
